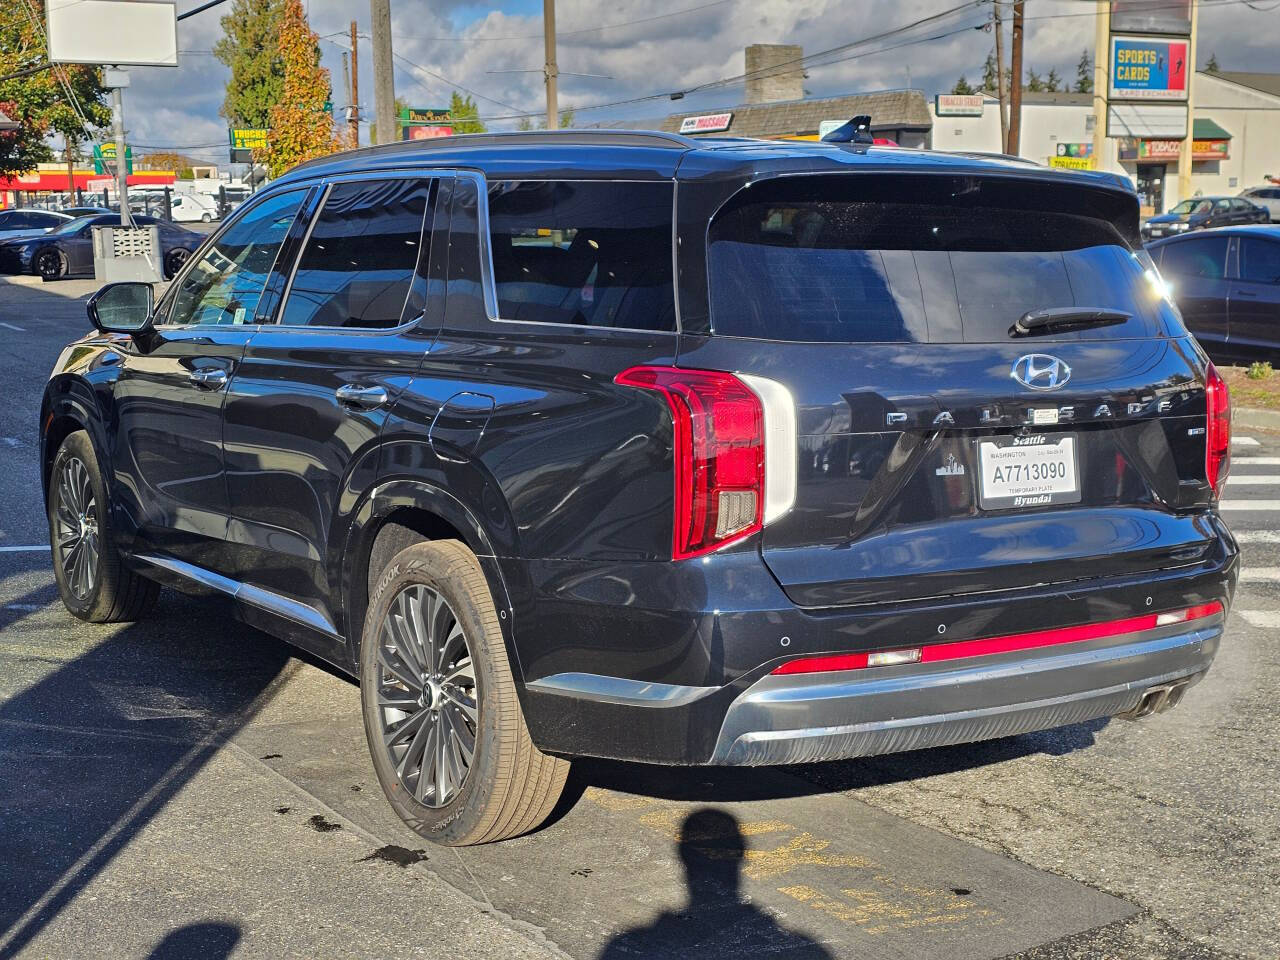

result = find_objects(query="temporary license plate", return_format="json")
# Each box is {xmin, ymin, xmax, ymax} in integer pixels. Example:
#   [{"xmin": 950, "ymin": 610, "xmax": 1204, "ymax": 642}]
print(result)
[{"xmin": 976, "ymin": 434, "xmax": 1080, "ymax": 510}]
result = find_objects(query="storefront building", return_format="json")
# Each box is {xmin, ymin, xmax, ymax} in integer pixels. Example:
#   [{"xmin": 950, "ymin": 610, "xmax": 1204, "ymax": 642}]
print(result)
[
  {"xmin": 930, "ymin": 71, "xmax": 1280, "ymax": 216},
  {"xmin": 0, "ymin": 165, "xmax": 177, "ymax": 210}
]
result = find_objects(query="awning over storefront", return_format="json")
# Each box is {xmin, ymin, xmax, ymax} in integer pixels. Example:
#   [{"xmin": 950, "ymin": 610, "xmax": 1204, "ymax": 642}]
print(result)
[
  {"xmin": 1119, "ymin": 117, "xmax": 1231, "ymax": 162},
  {"xmin": 0, "ymin": 169, "xmax": 176, "ymax": 193}
]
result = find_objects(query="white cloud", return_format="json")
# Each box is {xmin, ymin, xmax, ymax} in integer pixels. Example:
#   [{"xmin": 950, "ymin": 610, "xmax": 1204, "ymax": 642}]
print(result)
[{"xmin": 108, "ymin": 0, "xmax": 1278, "ymax": 161}]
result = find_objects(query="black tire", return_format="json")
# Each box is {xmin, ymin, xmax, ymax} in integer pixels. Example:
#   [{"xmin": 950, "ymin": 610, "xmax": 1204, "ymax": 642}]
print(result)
[
  {"xmin": 34, "ymin": 247, "xmax": 64, "ymax": 281},
  {"xmin": 360, "ymin": 539, "xmax": 569, "ymax": 845},
  {"xmin": 47, "ymin": 431, "xmax": 159, "ymax": 623},
  {"xmin": 164, "ymin": 247, "xmax": 191, "ymax": 279},
  {"xmin": 200, "ymin": 212, "xmax": 211, "ymax": 223}
]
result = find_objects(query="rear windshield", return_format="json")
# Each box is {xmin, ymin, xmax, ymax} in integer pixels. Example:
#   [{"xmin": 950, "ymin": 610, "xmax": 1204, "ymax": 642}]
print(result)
[{"xmin": 707, "ymin": 175, "xmax": 1166, "ymax": 343}]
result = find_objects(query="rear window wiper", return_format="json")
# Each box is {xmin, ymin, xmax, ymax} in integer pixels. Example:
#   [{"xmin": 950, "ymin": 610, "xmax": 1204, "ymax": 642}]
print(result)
[{"xmin": 1012, "ymin": 307, "xmax": 1132, "ymax": 337}]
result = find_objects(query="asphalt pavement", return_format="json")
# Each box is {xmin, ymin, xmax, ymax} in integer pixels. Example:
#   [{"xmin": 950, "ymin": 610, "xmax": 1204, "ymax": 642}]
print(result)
[{"xmin": 0, "ymin": 274, "xmax": 1276, "ymax": 959}]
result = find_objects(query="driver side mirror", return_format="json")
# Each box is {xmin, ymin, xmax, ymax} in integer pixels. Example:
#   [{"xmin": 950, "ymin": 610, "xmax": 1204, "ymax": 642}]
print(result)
[{"xmin": 87, "ymin": 282, "xmax": 154, "ymax": 334}]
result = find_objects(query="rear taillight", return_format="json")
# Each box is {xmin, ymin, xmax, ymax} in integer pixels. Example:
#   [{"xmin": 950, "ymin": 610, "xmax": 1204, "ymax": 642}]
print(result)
[
  {"xmin": 1206, "ymin": 363, "xmax": 1231, "ymax": 497},
  {"xmin": 615, "ymin": 366, "xmax": 781, "ymax": 560}
]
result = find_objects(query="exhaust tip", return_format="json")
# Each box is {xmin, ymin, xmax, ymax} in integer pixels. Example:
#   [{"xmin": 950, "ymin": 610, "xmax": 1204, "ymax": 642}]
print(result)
[{"xmin": 1118, "ymin": 677, "xmax": 1195, "ymax": 721}]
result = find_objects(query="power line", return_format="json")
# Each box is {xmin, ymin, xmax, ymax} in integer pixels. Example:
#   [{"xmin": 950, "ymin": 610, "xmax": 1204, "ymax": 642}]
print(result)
[{"xmin": 389, "ymin": 0, "xmax": 736, "ymax": 43}]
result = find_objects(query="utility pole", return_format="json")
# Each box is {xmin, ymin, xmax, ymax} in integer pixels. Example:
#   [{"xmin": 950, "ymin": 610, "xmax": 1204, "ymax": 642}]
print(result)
[
  {"xmin": 543, "ymin": 0, "xmax": 558, "ymax": 129},
  {"xmin": 370, "ymin": 0, "xmax": 395, "ymax": 144},
  {"xmin": 105, "ymin": 68, "xmax": 133, "ymax": 227},
  {"xmin": 350, "ymin": 19, "xmax": 360, "ymax": 147},
  {"xmin": 1007, "ymin": 0, "xmax": 1024, "ymax": 156},
  {"xmin": 341, "ymin": 52, "xmax": 353, "ymax": 146},
  {"xmin": 1092, "ymin": 0, "xmax": 1108, "ymax": 170},
  {"xmin": 1176, "ymin": 0, "xmax": 1200, "ymax": 206},
  {"xmin": 994, "ymin": 0, "xmax": 1008, "ymax": 153},
  {"xmin": 64, "ymin": 134, "xmax": 76, "ymax": 204}
]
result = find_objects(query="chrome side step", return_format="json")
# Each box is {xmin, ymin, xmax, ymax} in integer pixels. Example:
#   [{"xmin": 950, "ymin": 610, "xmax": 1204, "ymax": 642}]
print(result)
[{"xmin": 134, "ymin": 553, "xmax": 341, "ymax": 639}]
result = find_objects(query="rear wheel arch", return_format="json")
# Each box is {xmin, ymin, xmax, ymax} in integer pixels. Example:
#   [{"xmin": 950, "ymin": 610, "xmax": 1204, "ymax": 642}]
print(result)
[{"xmin": 343, "ymin": 482, "xmax": 522, "ymax": 685}]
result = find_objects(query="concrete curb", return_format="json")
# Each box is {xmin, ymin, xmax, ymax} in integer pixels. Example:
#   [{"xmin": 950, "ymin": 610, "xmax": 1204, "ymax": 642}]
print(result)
[{"xmin": 1235, "ymin": 406, "xmax": 1280, "ymax": 434}]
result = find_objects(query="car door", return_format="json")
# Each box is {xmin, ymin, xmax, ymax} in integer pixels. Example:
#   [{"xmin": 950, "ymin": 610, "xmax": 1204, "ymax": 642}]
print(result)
[
  {"xmin": 109, "ymin": 187, "xmax": 311, "ymax": 574},
  {"xmin": 1156, "ymin": 233, "xmax": 1231, "ymax": 349},
  {"xmin": 220, "ymin": 174, "xmax": 442, "ymax": 649},
  {"xmin": 1228, "ymin": 235, "xmax": 1280, "ymax": 356},
  {"xmin": 61, "ymin": 215, "xmax": 112, "ymax": 274}
]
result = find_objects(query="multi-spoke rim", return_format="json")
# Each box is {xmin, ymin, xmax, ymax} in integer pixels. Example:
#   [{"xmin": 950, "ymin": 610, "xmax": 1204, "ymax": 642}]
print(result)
[
  {"xmin": 36, "ymin": 250, "xmax": 61, "ymax": 279},
  {"xmin": 376, "ymin": 584, "xmax": 477, "ymax": 808},
  {"xmin": 54, "ymin": 456, "xmax": 99, "ymax": 601}
]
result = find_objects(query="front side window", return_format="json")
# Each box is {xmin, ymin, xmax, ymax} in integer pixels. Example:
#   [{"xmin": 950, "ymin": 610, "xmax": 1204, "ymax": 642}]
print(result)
[
  {"xmin": 1159, "ymin": 236, "xmax": 1229, "ymax": 281},
  {"xmin": 486, "ymin": 180, "xmax": 675, "ymax": 331},
  {"xmin": 165, "ymin": 189, "xmax": 306, "ymax": 326},
  {"xmin": 1241, "ymin": 238, "xmax": 1280, "ymax": 285},
  {"xmin": 277, "ymin": 178, "xmax": 434, "ymax": 329}
]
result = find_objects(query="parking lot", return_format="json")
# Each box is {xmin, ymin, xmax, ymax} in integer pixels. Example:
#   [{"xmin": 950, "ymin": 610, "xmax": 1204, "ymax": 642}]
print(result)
[{"xmin": 0, "ymin": 274, "xmax": 1276, "ymax": 959}]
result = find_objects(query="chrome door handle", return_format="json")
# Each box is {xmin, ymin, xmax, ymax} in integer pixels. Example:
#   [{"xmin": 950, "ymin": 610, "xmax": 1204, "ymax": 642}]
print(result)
[
  {"xmin": 335, "ymin": 383, "xmax": 389, "ymax": 410},
  {"xmin": 188, "ymin": 368, "xmax": 228, "ymax": 390}
]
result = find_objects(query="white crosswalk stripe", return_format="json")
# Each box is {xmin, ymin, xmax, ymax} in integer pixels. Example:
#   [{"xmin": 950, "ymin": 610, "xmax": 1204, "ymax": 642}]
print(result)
[
  {"xmin": 1234, "ymin": 457, "xmax": 1280, "ymax": 466},
  {"xmin": 1238, "ymin": 567, "xmax": 1280, "ymax": 583},
  {"xmin": 1236, "ymin": 610, "xmax": 1280, "ymax": 628},
  {"xmin": 1220, "ymin": 501, "xmax": 1280, "ymax": 511},
  {"xmin": 1234, "ymin": 436, "xmax": 1261, "ymax": 447},
  {"xmin": 1227, "ymin": 475, "xmax": 1280, "ymax": 486},
  {"xmin": 1233, "ymin": 530, "xmax": 1280, "ymax": 543}
]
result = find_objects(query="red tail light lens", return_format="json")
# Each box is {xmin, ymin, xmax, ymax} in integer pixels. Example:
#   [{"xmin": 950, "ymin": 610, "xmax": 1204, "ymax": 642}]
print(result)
[
  {"xmin": 615, "ymin": 366, "xmax": 764, "ymax": 559},
  {"xmin": 1206, "ymin": 363, "xmax": 1231, "ymax": 497}
]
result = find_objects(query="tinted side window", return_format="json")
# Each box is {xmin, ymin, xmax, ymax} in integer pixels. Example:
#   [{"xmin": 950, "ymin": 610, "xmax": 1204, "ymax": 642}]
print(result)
[
  {"xmin": 0, "ymin": 212, "xmax": 33, "ymax": 228},
  {"xmin": 166, "ymin": 189, "xmax": 306, "ymax": 327},
  {"xmin": 486, "ymin": 180, "xmax": 675, "ymax": 331},
  {"xmin": 1159, "ymin": 236, "xmax": 1229, "ymax": 280},
  {"xmin": 30, "ymin": 212, "xmax": 63, "ymax": 229},
  {"xmin": 1241, "ymin": 238, "xmax": 1280, "ymax": 284},
  {"xmin": 278, "ymin": 178, "xmax": 434, "ymax": 329}
]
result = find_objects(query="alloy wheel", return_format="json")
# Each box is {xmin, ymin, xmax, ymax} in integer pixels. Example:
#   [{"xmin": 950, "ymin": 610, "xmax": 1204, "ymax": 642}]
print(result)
[
  {"xmin": 54, "ymin": 456, "xmax": 99, "ymax": 601},
  {"xmin": 36, "ymin": 250, "xmax": 61, "ymax": 280},
  {"xmin": 375, "ymin": 584, "xmax": 478, "ymax": 808}
]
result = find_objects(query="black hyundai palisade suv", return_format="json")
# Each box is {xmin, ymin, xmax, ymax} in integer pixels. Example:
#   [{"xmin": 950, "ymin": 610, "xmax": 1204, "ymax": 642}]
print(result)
[{"xmin": 41, "ymin": 131, "xmax": 1238, "ymax": 845}]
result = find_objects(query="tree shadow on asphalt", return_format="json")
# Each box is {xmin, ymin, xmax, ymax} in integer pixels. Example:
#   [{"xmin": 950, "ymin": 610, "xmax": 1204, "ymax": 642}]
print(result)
[
  {"xmin": 0, "ymin": 590, "xmax": 293, "ymax": 960},
  {"xmin": 146, "ymin": 921, "xmax": 242, "ymax": 959},
  {"xmin": 596, "ymin": 808, "xmax": 834, "ymax": 960}
]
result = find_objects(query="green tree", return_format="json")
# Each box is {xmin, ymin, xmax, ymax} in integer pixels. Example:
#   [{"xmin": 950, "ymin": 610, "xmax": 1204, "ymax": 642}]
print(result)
[
  {"xmin": 1205, "ymin": 52, "xmax": 1220, "ymax": 73},
  {"xmin": 214, "ymin": 0, "xmax": 285, "ymax": 128},
  {"xmin": 258, "ymin": 0, "xmax": 338, "ymax": 178},
  {"xmin": 1045, "ymin": 68, "xmax": 1063, "ymax": 93},
  {"xmin": 514, "ymin": 108, "xmax": 573, "ymax": 131},
  {"xmin": 1074, "ymin": 49, "xmax": 1093, "ymax": 93},
  {"xmin": 368, "ymin": 96, "xmax": 406, "ymax": 144},
  {"xmin": 449, "ymin": 91, "xmax": 485, "ymax": 134},
  {"xmin": 1025, "ymin": 68, "xmax": 1045, "ymax": 93},
  {"xmin": 0, "ymin": 0, "xmax": 110, "ymax": 177},
  {"xmin": 950, "ymin": 76, "xmax": 975, "ymax": 95},
  {"xmin": 982, "ymin": 52, "xmax": 998, "ymax": 93}
]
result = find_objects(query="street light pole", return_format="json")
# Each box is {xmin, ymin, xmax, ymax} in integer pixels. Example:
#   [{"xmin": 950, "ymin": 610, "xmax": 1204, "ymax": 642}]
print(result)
[
  {"xmin": 106, "ymin": 68, "xmax": 133, "ymax": 227},
  {"xmin": 370, "ymin": 0, "xmax": 395, "ymax": 144},
  {"xmin": 994, "ymin": 0, "xmax": 1008, "ymax": 153},
  {"xmin": 543, "ymin": 0, "xmax": 558, "ymax": 129},
  {"xmin": 1092, "ymin": 0, "xmax": 1108, "ymax": 171}
]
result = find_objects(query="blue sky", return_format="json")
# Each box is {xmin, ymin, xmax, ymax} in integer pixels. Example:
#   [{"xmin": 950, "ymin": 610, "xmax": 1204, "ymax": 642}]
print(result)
[{"xmin": 110, "ymin": 0, "xmax": 1279, "ymax": 168}]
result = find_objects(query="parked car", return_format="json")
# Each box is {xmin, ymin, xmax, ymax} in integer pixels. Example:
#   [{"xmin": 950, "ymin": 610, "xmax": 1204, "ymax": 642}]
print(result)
[
  {"xmin": 0, "ymin": 207, "xmax": 72, "ymax": 241},
  {"xmin": 1149, "ymin": 224, "xmax": 1280, "ymax": 359},
  {"xmin": 1142, "ymin": 195, "xmax": 1268, "ymax": 240},
  {"xmin": 0, "ymin": 214, "xmax": 201, "ymax": 280},
  {"xmin": 169, "ymin": 193, "xmax": 218, "ymax": 223},
  {"xmin": 59, "ymin": 206, "xmax": 114, "ymax": 217},
  {"xmin": 1239, "ymin": 185, "xmax": 1280, "ymax": 222},
  {"xmin": 40, "ymin": 131, "xmax": 1237, "ymax": 846}
]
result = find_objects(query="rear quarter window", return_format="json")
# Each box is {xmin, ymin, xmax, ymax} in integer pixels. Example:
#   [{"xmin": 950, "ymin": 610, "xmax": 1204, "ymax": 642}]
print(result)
[{"xmin": 707, "ymin": 175, "xmax": 1168, "ymax": 343}]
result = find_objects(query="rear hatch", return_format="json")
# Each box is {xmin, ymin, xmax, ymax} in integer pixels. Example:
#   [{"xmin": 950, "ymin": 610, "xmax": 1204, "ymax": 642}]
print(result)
[{"xmin": 684, "ymin": 171, "xmax": 1217, "ymax": 608}]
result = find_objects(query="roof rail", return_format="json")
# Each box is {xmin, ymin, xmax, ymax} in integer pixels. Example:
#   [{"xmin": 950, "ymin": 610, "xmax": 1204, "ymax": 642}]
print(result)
[{"xmin": 363, "ymin": 129, "xmax": 698, "ymax": 151}]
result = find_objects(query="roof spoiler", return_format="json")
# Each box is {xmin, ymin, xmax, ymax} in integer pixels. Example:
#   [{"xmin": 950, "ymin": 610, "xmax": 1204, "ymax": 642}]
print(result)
[{"xmin": 821, "ymin": 115, "xmax": 874, "ymax": 145}]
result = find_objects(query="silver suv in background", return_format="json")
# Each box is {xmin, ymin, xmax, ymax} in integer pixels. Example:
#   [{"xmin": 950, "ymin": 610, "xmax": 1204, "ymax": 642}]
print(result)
[{"xmin": 1240, "ymin": 185, "xmax": 1280, "ymax": 222}]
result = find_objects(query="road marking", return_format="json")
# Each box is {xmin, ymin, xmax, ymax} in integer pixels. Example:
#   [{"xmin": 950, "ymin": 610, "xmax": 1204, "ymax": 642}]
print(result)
[
  {"xmin": 1227, "ymin": 474, "xmax": 1280, "ymax": 486},
  {"xmin": 4, "ymin": 603, "xmax": 42, "ymax": 612},
  {"xmin": 1237, "ymin": 609, "xmax": 1280, "ymax": 628},
  {"xmin": 1235, "ymin": 457, "xmax": 1280, "ymax": 466},
  {"xmin": 1238, "ymin": 567, "xmax": 1280, "ymax": 583},
  {"xmin": 1233, "ymin": 530, "xmax": 1280, "ymax": 543},
  {"xmin": 0, "ymin": 545, "xmax": 48, "ymax": 552},
  {"xmin": 1219, "ymin": 500, "xmax": 1280, "ymax": 511},
  {"xmin": 0, "ymin": 321, "xmax": 24, "ymax": 331},
  {"xmin": 1234, "ymin": 436, "xmax": 1261, "ymax": 447}
]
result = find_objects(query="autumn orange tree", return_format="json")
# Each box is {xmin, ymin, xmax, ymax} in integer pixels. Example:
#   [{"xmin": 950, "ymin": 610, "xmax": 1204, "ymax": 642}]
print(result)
[{"xmin": 257, "ymin": 0, "xmax": 343, "ymax": 178}]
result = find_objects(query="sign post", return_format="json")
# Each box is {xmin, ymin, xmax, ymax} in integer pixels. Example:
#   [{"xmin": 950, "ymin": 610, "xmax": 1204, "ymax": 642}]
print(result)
[{"xmin": 106, "ymin": 69, "xmax": 133, "ymax": 227}]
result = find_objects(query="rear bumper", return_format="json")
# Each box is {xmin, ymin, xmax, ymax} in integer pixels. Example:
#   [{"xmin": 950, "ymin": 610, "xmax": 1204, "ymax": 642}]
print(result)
[{"xmin": 709, "ymin": 618, "xmax": 1220, "ymax": 765}]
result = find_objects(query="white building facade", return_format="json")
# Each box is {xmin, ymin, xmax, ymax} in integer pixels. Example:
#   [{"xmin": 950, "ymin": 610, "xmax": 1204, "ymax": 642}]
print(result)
[{"xmin": 930, "ymin": 71, "xmax": 1280, "ymax": 217}]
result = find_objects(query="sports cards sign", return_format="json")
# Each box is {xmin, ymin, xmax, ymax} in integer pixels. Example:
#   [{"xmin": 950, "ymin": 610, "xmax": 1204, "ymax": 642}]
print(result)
[{"xmin": 1109, "ymin": 36, "xmax": 1189, "ymax": 101}]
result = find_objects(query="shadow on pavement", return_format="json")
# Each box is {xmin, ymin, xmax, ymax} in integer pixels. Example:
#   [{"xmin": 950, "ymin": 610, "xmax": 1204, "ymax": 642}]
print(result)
[
  {"xmin": 146, "ymin": 922, "xmax": 242, "ymax": 959},
  {"xmin": 0, "ymin": 591, "xmax": 293, "ymax": 959},
  {"xmin": 597, "ymin": 808, "xmax": 833, "ymax": 959}
]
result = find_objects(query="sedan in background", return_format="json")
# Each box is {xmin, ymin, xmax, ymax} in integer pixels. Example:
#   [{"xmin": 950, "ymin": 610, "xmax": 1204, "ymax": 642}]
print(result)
[
  {"xmin": 0, "ymin": 214, "xmax": 202, "ymax": 280},
  {"xmin": 1148, "ymin": 224, "xmax": 1280, "ymax": 360},
  {"xmin": 59, "ymin": 206, "xmax": 114, "ymax": 217},
  {"xmin": 0, "ymin": 208, "xmax": 72, "ymax": 241},
  {"xmin": 1143, "ymin": 196, "xmax": 1269, "ymax": 241}
]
